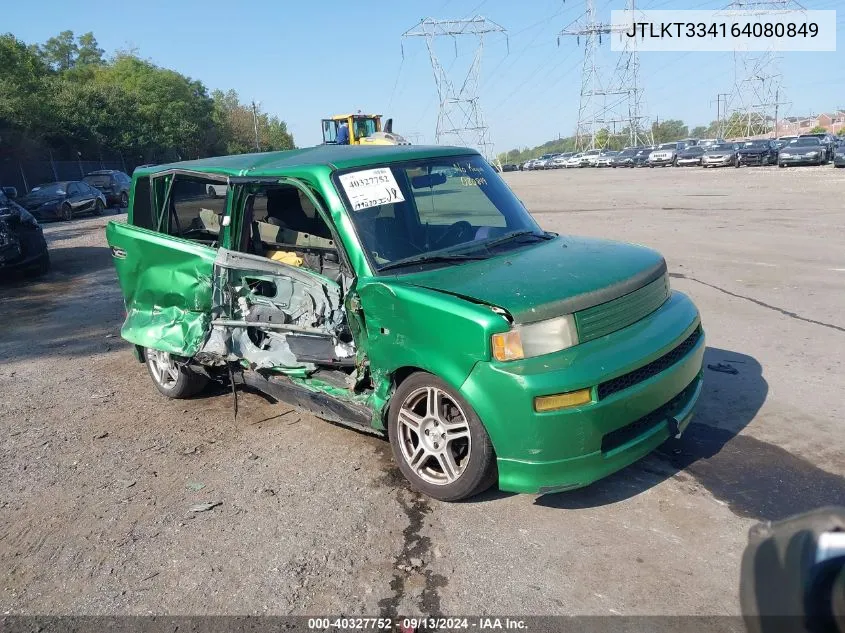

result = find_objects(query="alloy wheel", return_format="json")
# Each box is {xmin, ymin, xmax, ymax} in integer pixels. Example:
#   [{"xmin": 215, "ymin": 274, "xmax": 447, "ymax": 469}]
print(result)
[
  {"xmin": 396, "ymin": 386, "xmax": 472, "ymax": 486},
  {"xmin": 147, "ymin": 349, "xmax": 180, "ymax": 390}
]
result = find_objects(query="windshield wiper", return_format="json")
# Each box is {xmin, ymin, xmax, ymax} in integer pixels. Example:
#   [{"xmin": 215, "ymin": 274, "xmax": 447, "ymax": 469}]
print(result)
[
  {"xmin": 378, "ymin": 252, "xmax": 488, "ymax": 272},
  {"xmin": 479, "ymin": 230, "xmax": 554, "ymax": 250}
]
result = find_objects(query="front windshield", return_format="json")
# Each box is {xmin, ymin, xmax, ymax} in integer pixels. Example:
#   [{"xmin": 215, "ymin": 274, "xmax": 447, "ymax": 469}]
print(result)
[
  {"xmin": 658, "ymin": 143, "xmax": 676, "ymax": 150},
  {"xmin": 709, "ymin": 144, "xmax": 736, "ymax": 152},
  {"xmin": 336, "ymin": 155, "xmax": 545, "ymax": 273},
  {"xmin": 683, "ymin": 146, "xmax": 704, "ymax": 154},
  {"xmin": 29, "ymin": 183, "xmax": 66, "ymax": 197},
  {"xmin": 743, "ymin": 141, "xmax": 769, "ymax": 148},
  {"xmin": 790, "ymin": 138, "xmax": 821, "ymax": 147}
]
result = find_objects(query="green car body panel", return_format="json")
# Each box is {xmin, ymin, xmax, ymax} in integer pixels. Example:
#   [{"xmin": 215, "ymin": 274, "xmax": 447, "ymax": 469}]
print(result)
[{"xmin": 108, "ymin": 145, "xmax": 705, "ymax": 495}]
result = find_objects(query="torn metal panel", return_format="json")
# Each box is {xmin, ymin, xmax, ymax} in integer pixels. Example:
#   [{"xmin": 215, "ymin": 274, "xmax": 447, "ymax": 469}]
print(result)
[
  {"xmin": 197, "ymin": 248, "xmax": 354, "ymax": 371},
  {"xmin": 106, "ymin": 222, "xmax": 216, "ymax": 357}
]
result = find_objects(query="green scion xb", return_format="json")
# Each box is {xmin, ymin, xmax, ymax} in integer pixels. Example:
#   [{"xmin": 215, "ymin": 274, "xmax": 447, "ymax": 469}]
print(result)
[{"xmin": 106, "ymin": 145, "xmax": 705, "ymax": 501}]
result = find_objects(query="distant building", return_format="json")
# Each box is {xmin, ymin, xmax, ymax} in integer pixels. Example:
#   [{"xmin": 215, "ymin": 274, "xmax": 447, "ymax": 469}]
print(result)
[{"xmin": 776, "ymin": 110, "xmax": 845, "ymax": 136}]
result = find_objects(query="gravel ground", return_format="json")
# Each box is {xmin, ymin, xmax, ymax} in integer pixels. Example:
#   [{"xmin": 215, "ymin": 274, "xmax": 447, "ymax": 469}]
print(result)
[{"xmin": 1, "ymin": 164, "xmax": 843, "ymax": 617}]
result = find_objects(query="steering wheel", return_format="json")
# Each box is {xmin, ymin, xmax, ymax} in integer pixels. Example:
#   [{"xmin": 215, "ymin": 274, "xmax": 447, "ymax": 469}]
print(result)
[{"xmin": 432, "ymin": 220, "xmax": 474, "ymax": 249}]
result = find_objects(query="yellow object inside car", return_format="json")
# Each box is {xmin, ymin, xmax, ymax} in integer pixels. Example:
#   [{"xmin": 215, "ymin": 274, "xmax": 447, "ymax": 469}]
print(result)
[{"xmin": 265, "ymin": 249, "xmax": 303, "ymax": 267}]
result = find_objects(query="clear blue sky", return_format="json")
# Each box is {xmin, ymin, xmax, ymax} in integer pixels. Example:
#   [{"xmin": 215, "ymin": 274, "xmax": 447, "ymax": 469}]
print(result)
[{"xmin": 6, "ymin": 0, "xmax": 843, "ymax": 152}]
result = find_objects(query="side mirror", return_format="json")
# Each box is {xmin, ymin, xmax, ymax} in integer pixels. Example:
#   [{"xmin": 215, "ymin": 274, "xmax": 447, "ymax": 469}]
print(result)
[{"xmin": 2, "ymin": 186, "xmax": 18, "ymax": 199}]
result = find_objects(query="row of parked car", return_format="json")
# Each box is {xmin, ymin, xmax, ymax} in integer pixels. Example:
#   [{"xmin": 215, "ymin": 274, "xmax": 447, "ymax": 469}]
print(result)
[
  {"xmin": 508, "ymin": 133, "xmax": 845, "ymax": 171},
  {"xmin": 2, "ymin": 169, "xmax": 132, "ymax": 223},
  {"xmin": 0, "ymin": 170, "xmax": 134, "ymax": 278}
]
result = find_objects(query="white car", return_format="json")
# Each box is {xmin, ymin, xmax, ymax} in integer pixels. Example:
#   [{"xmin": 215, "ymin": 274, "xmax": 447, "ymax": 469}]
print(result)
[
  {"xmin": 206, "ymin": 183, "xmax": 227, "ymax": 198},
  {"xmin": 580, "ymin": 149, "xmax": 603, "ymax": 167},
  {"xmin": 565, "ymin": 153, "xmax": 584, "ymax": 168},
  {"xmin": 549, "ymin": 153, "xmax": 573, "ymax": 169},
  {"xmin": 648, "ymin": 142, "xmax": 683, "ymax": 167},
  {"xmin": 595, "ymin": 151, "xmax": 617, "ymax": 167}
]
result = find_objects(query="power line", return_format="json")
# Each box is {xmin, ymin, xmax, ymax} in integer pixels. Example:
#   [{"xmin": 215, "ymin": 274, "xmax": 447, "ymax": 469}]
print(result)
[
  {"xmin": 560, "ymin": 0, "xmax": 650, "ymax": 150},
  {"xmin": 402, "ymin": 17, "xmax": 508, "ymax": 159}
]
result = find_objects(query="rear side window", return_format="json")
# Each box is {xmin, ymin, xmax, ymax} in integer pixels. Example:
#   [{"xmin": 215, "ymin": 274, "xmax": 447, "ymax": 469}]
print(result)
[
  {"xmin": 156, "ymin": 174, "xmax": 227, "ymax": 244},
  {"xmin": 132, "ymin": 177, "xmax": 153, "ymax": 229}
]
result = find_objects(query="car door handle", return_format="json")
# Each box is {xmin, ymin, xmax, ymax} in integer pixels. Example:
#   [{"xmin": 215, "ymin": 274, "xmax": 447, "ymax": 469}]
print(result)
[{"xmin": 111, "ymin": 247, "xmax": 127, "ymax": 259}]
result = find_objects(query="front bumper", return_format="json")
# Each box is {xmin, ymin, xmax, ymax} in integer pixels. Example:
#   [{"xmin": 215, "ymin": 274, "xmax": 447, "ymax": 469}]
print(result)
[
  {"xmin": 675, "ymin": 158, "xmax": 701, "ymax": 166},
  {"xmin": 834, "ymin": 155, "xmax": 845, "ymax": 167},
  {"xmin": 737, "ymin": 153, "xmax": 769, "ymax": 166},
  {"xmin": 648, "ymin": 157, "xmax": 674, "ymax": 166},
  {"xmin": 461, "ymin": 291, "xmax": 704, "ymax": 494},
  {"xmin": 0, "ymin": 226, "xmax": 48, "ymax": 274},
  {"xmin": 702, "ymin": 156, "xmax": 734, "ymax": 166},
  {"xmin": 779, "ymin": 154, "xmax": 822, "ymax": 165}
]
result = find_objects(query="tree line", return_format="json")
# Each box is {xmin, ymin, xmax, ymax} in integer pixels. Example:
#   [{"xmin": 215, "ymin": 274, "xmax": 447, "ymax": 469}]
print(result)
[{"xmin": 0, "ymin": 31, "xmax": 295, "ymax": 165}]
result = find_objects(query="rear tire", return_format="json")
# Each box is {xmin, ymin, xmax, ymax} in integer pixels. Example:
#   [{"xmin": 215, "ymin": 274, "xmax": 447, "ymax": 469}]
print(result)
[
  {"xmin": 120, "ymin": 191, "xmax": 129, "ymax": 208},
  {"xmin": 779, "ymin": 162, "xmax": 786, "ymax": 168},
  {"xmin": 144, "ymin": 348, "xmax": 208, "ymax": 399},
  {"xmin": 388, "ymin": 372, "xmax": 497, "ymax": 502}
]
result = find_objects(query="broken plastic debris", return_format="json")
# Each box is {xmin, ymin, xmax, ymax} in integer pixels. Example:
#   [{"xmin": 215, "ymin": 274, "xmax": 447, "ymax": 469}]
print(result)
[
  {"xmin": 186, "ymin": 481, "xmax": 206, "ymax": 491},
  {"xmin": 707, "ymin": 362, "xmax": 739, "ymax": 375},
  {"xmin": 188, "ymin": 501, "xmax": 221, "ymax": 513}
]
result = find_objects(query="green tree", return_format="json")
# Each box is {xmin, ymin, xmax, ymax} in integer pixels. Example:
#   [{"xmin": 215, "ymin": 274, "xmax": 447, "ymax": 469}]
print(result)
[
  {"xmin": 212, "ymin": 89, "xmax": 294, "ymax": 154},
  {"xmin": 808, "ymin": 125, "xmax": 827, "ymax": 134},
  {"xmin": 95, "ymin": 54, "xmax": 216, "ymax": 159},
  {"xmin": 0, "ymin": 34, "xmax": 51, "ymax": 148},
  {"xmin": 690, "ymin": 126, "xmax": 708, "ymax": 138},
  {"xmin": 76, "ymin": 32, "xmax": 104, "ymax": 67},
  {"xmin": 651, "ymin": 119, "xmax": 688, "ymax": 143},
  {"xmin": 41, "ymin": 30, "xmax": 78, "ymax": 71}
]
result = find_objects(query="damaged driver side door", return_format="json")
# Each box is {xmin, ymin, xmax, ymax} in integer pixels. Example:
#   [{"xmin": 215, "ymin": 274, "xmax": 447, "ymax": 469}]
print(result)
[{"xmin": 199, "ymin": 178, "xmax": 357, "ymax": 375}]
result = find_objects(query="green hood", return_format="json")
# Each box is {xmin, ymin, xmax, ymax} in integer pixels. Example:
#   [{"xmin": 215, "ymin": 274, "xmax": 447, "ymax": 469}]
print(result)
[{"xmin": 394, "ymin": 235, "xmax": 667, "ymax": 324}]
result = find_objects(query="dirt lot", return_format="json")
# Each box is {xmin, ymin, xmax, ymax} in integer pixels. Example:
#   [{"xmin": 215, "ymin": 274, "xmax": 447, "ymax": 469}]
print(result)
[{"xmin": 1, "ymin": 165, "xmax": 844, "ymax": 617}]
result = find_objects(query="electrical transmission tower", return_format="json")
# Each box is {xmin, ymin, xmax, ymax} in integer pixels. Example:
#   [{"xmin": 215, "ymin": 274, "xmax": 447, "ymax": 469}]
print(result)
[
  {"xmin": 402, "ymin": 17, "xmax": 508, "ymax": 160},
  {"xmin": 561, "ymin": 0, "xmax": 650, "ymax": 151},
  {"xmin": 723, "ymin": 0, "xmax": 802, "ymax": 138}
]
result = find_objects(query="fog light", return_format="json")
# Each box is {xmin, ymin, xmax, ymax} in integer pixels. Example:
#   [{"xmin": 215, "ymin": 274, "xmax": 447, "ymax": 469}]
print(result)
[{"xmin": 534, "ymin": 388, "xmax": 592, "ymax": 412}]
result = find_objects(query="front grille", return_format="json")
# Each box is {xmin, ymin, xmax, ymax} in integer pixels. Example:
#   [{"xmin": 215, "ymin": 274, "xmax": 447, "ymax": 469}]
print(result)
[
  {"xmin": 601, "ymin": 377, "xmax": 699, "ymax": 454},
  {"xmin": 597, "ymin": 326, "xmax": 702, "ymax": 400},
  {"xmin": 575, "ymin": 275, "xmax": 669, "ymax": 343}
]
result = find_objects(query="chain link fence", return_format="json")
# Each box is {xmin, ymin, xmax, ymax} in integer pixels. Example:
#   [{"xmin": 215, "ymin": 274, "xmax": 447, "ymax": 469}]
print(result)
[{"xmin": 0, "ymin": 151, "xmax": 140, "ymax": 195}]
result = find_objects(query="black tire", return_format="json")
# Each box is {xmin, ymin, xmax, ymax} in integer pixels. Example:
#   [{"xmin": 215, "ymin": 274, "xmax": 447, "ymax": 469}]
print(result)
[
  {"xmin": 143, "ymin": 348, "xmax": 208, "ymax": 399},
  {"xmin": 387, "ymin": 372, "xmax": 497, "ymax": 502},
  {"xmin": 60, "ymin": 202, "xmax": 72, "ymax": 221},
  {"xmin": 120, "ymin": 191, "xmax": 129, "ymax": 208},
  {"xmin": 93, "ymin": 199, "xmax": 104, "ymax": 216},
  {"xmin": 779, "ymin": 163, "xmax": 786, "ymax": 168}
]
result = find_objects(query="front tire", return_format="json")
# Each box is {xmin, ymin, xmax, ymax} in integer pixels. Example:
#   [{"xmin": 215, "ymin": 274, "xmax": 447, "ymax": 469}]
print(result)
[
  {"xmin": 93, "ymin": 199, "xmax": 104, "ymax": 216},
  {"xmin": 120, "ymin": 191, "xmax": 129, "ymax": 208},
  {"xmin": 388, "ymin": 373, "xmax": 496, "ymax": 501},
  {"xmin": 59, "ymin": 202, "xmax": 72, "ymax": 221},
  {"xmin": 144, "ymin": 348, "xmax": 208, "ymax": 399}
]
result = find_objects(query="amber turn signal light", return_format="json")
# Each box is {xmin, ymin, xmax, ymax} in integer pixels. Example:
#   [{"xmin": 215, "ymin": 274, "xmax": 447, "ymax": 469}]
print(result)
[{"xmin": 534, "ymin": 388, "xmax": 592, "ymax": 412}]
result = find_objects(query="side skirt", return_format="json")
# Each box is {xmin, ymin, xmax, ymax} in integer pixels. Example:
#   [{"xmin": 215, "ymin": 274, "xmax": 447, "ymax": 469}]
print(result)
[{"xmin": 237, "ymin": 370, "xmax": 380, "ymax": 436}]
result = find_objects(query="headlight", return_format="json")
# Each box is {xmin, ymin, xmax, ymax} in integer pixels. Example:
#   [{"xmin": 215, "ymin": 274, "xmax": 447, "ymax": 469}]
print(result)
[
  {"xmin": 492, "ymin": 314, "xmax": 579, "ymax": 361},
  {"xmin": 806, "ymin": 151, "xmax": 820, "ymax": 156}
]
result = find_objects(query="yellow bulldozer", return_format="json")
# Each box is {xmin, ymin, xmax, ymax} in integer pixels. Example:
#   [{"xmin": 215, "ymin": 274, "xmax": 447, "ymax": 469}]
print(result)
[{"xmin": 321, "ymin": 113, "xmax": 411, "ymax": 146}]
